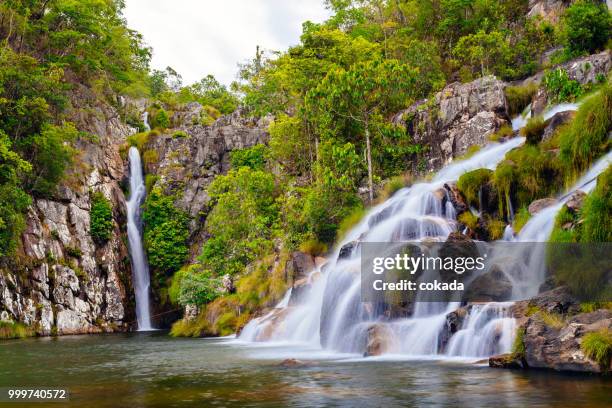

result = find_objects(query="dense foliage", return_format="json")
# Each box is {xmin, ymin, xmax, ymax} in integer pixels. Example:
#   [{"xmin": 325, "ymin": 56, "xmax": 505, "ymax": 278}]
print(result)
[{"xmin": 90, "ymin": 192, "xmax": 113, "ymax": 244}]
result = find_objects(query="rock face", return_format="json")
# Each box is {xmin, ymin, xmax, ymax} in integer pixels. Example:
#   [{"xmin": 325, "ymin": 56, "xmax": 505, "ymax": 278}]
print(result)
[
  {"xmin": 0, "ymin": 89, "xmax": 134, "ymax": 335},
  {"xmin": 394, "ymin": 76, "xmax": 509, "ymax": 172},
  {"xmin": 527, "ymin": 0, "xmax": 573, "ymax": 24},
  {"xmin": 542, "ymin": 110, "xmax": 575, "ymax": 141},
  {"xmin": 145, "ymin": 109, "xmax": 271, "ymax": 256},
  {"xmin": 522, "ymin": 309, "xmax": 611, "ymax": 373}
]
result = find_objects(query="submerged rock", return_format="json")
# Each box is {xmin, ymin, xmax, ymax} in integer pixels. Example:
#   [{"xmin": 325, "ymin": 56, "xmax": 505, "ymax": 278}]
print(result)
[{"xmin": 279, "ymin": 358, "xmax": 313, "ymax": 368}]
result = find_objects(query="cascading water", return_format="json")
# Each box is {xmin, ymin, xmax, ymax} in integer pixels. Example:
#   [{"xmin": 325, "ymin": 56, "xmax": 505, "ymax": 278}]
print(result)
[
  {"xmin": 126, "ymin": 146, "xmax": 153, "ymax": 330},
  {"xmin": 240, "ymin": 102, "xmax": 605, "ymax": 360}
]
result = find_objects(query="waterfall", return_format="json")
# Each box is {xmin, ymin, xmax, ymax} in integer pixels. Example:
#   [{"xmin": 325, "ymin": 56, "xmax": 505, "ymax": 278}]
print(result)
[
  {"xmin": 239, "ymin": 102, "xmax": 603, "ymax": 359},
  {"xmin": 126, "ymin": 146, "xmax": 153, "ymax": 330}
]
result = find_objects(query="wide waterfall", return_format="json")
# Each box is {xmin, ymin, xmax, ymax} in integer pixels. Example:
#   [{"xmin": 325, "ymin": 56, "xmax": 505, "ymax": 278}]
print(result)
[
  {"xmin": 239, "ymin": 101, "xmax": 611, "ymax": 360},
  {"xmin": 126, "ymin": 146, "xmax": 153, "ymax": 331}
]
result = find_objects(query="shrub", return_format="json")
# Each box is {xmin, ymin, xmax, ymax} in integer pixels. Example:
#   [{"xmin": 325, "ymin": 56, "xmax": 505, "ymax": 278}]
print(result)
[
  {"xmin": 543, "ymin": 68, "xmax": 582, "ymax": 103},
  {"xmin": 145, "ymin": 174, "xmax": 158, "ymax": 193},
  {"xmin": 151, "ymin": 108, "xmax": 170, "ymax": 129},
  {"xmin": 561, "ymin": 0, "xmax": 611, "ymax": 55},
  {"xmin": 581, "ymin": 329, "xmax": 612, "ymax": 371},
  {"xmin": 457, "ymin": 169, "xmax": 493, "ymax": 207},
  {"xmin": 170, "ymin": 266, "xmax": 221, "ymax": 306},
  {"xmin": 521, "ymin": 116, "xmax": 546, "ymax": 145},
  {"xmin": 65, "ymin": 246, "xmax": 82, "ymax": 258},
  {"xmin": 230, "ymin": 144, "xmax": 267, "ymax": 170},
  {"xmin": 505, "ymin": 83, "xmax": 538, "ymax": 117},
  {"xmin": 172, "ymin": 130, "xmax": 188, "ymax": 138},
  {"xmin": 90, "ymin": 192, "xmax": 113, "ymax": 244}
]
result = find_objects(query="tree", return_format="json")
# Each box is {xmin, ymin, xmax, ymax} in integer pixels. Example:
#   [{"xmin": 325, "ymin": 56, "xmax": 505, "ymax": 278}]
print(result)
[
  {"xmin": 561, "ymin": 0, "xmax": 611, "ymax": 55},
  {"xmin": 307, "ymin": 59, "xmax": 418, "ymax": 202}
]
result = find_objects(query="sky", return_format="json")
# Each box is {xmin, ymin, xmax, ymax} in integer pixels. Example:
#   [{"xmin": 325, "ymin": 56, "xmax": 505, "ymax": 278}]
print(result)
[{"xmin": 124, "ymin": 0, "xmax": 331, "ymax": 86}]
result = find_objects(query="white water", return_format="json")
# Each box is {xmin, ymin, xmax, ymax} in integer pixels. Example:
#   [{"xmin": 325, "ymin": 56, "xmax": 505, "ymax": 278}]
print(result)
[
  {"xmin": 126, "ymin": 146, "xmax": 153, "ymax": 330},
  {"xmin": 239, "ymin": 102, "xmax": 601, "ymax": 360}
]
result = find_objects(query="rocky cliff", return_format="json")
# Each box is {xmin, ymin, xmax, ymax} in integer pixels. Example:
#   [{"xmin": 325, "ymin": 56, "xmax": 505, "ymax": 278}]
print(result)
[{"xmin": 1, "ymin": 88, "xmax": 134, "ymax": 335}]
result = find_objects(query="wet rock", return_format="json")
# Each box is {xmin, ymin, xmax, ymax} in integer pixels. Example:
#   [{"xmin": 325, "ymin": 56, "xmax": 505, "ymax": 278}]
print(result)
[
  {"xmin": 439, "ymin": 233, "xmax": 480, "ymax": 282},
  {"xmin": 489, "ymin": 353, "xmax": 526, "ymax": 369},
  {"xmin": 464, "ymin": 266, "xmax": 513, "ymax": 302},
  {"xmin": 528, "ymin": 197, "xmax": 557, "ymax": 215},
  {"xmin": 221, "ymin": 274, "xmax": 235, "ymax": 293},
  {"xmin": 542, "ymin": 110, "xmax": 576, "ymax": 141},
  {"xmin": 512, "ymin": 287, "xmax": 580, "ymax": 321},
  {"xmin": 279, "ymin": 358, "xmax": 313, "ymax": 368},
  {"xmin": 338, "ymin": 241, "xmax": 357, "ymax": 260},
  {"xmin": 440, "ymin": 306, "xmax": 469, "ymax": 351},
  {"xmin": 565, "ymin": 191, "xmax": 586, "ymax": 213},
  {"xmin": 364, "ymin": 323, "xmax": 397, "ymax": 356},
  {"xmin": 444, "ymin": 183, "xmax": 469, "ymax": 215},
  {"xmin": 290, "ymin": 251, "xmax": 315, "ymax": 281}
]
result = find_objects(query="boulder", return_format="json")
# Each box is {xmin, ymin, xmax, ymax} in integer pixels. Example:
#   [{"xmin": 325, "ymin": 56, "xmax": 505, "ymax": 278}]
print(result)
[
  {"xmin": 527, "ymin": 0, "xmax": 570, "ymax": 24},
  {"xmin": 338, "ymin": 241, "xmax": 358, "ymax": 260},
  {"xmin": 290, "ymin": 251, "xmax": 315, "ymax": 281},
  {"xmin": 542, "ymin": 110, "xmax": 576, "ymax": 141},
  {"xmin": 443, "ymin": 183, "xmax": 469, "ymax": 215},
  {"xmin": 528, "ymin": 197, "xmax": 557, "ymax": 215},
  {"xmin": 364, "ymin": 323, "xmax": 398, "ymax": 356},
  {"xmin": 464, "ymin": 266, "xmax": 513, "ymax": 302},
  {"xmin": 522, "ymin": 309, "xmax": 611, "ymax": 373}
]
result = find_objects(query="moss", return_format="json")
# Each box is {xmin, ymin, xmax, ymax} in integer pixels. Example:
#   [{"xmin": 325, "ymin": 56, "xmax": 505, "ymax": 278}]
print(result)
[
  {"xmin": 457, "ymin": 168, "xmax": 493, "ymax": 207},
  {"xmin": 173, "ymin": 130, "xmax": 188, "ymax": 139},
  {"xmin": 0, "ymin": 321, "xmax": 34, "ymax": 339},
  {"xmin": 520, "ymin": 115, "xmax": 546, "ymax": 145},
  {"xmin": 142, "ymin": 149, "xmax": 159, "ymax": 168},
  {"xmin": 511, "ymin": 327, "xmax": 526, "ymax": 359},
  {"xmin": 378, "ymin": 174, "xmax": 411, "ymax": 202},
  {"xmin": 580, "ymin": 166, "xmax": 611, "ymax": 242},
  {"xmin": 489, "ymin": 124, "xmax": 514, "ymax": 142},
  {"xmin": 126, "ymin": 131, "xmax": 150, "ymax": 151},
  {"xmin": 299, "ymin": 239, "xmax": 328, "ymax": 257},
  {"xmin": 458, "ymin": 211, "xmax": 478, "ymax": 230},
  {"xmin": 512, "ymin": 207, "xmax": 531, "ymax": 233},
  {"xmin": 170, "ymin": 315, "xmax": 210, "ymax": 338},
  {"xmin": 65, "ymin": 246, "xmax": 82, "ymax": 258},
  {"xmin": 505, "ymin": 83, "xmax": 538, "ymax": 117},
  {"xmin": 539, "ymin": 311, "xmax": 565, "ymax": 329},
  {"xmin": 145, "ymin": 174, "xmax": 158, "ymax": 193},
  {"xmin": 456, "ymin": 144, "xmax": 482, "ymax": 161},
  {"xmin": 580, "ymin": 302, "xmax": 612, "ymax": 313},
  {"xmin": 559, "ymin": 83, "xmax": 611, "ymax": 181},
  {"xmin": 581, "ymin": 329, "xmax": 612, "ymax": 371},
  {"xmin": 486, "ymin": 217, "xmax": 506, "ymax": 240}
]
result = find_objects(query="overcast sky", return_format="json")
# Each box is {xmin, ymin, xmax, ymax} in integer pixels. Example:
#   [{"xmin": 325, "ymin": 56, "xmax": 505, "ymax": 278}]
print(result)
[{"xmin": 124, "ymin": 0, "xmax": 331, "ymax": 86}]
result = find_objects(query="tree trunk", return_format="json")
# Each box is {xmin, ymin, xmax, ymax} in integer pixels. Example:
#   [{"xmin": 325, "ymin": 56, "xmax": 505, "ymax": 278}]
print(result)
[{"xmin": 365, "ymin": 120, "xmax": 373, "ymax": 204}]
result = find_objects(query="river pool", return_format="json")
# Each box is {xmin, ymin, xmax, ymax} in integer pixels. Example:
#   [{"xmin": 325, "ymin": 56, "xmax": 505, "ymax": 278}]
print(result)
[{"xmin": 0, "ymin": 332, "xmax": 610, "ymax": 407}]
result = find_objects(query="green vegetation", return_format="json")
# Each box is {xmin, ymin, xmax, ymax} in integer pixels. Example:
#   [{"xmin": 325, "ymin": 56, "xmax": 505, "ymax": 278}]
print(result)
[
  {"xmin": 580, "ymin": 166, "xmax": 611, "ymax": 242},
  {"xmin": 558, "ymin": 84, "xmax": 611, "ymax": 180},
  {"xmin": 230, "ymin": 145, "xmax": 267, "ymax": 170},
  {"xmin": 581, "ymin": 329, "xmax": 612, "ymax": 371},
  {"xmin": 0, "ymin": 320, "xmax": 33, "ymax": 339},
  {"xmin": 505, "ymin": 83, "xmax": 538, "ymax": 117},
  {"xmin": 511, "ymin": 327, "xmax": 526, "ymax": 359},
  {"xmin": 142, "ymin": 188, "xmax": 190, "ymax": 282},
  {"xmin": 89, "ymin": 192, "xmax": 113, "ymax": 245},
  {"xmin": 521, "ymin": 116, "xmax": 546, "ymax": 145},
  {"xmin": 561, "ymin": 0, "xmax": 611, "ymax": 56},
  {"xmin": 543, "ymin": 68, "xmax": 583, "ymax": 103},
  {"xmin": 513, "ymin": 207, "xmax": 531, "ymax": 233},
  {"xmin": 458, "ymin": 211, "xmax": 478, "ymax": 231},
  {"xmin": 457, "ymin": 169, "xmax": 492, "ymax": 207}
]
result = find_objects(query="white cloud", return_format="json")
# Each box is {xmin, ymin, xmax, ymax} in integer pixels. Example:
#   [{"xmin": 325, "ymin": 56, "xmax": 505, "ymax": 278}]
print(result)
[{"xmin": 124, "ymin": 0, "xmax": 331, "ymax": 86}]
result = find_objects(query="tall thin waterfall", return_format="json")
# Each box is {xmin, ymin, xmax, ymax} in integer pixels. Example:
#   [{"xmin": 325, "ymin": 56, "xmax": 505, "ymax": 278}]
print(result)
[
  {"xmin": 126, "ymin": 146, "xmax": 153, "ymax": 330},
  {"xmin": 239, "ymin": 102, "xmax": 606, "ymax": 359}
]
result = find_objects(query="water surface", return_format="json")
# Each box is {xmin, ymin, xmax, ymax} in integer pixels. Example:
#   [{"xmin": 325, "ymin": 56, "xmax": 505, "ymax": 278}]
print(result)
[{"xmin": 0, "ymin": 333, "xmax": 610, "ymax": 407}]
